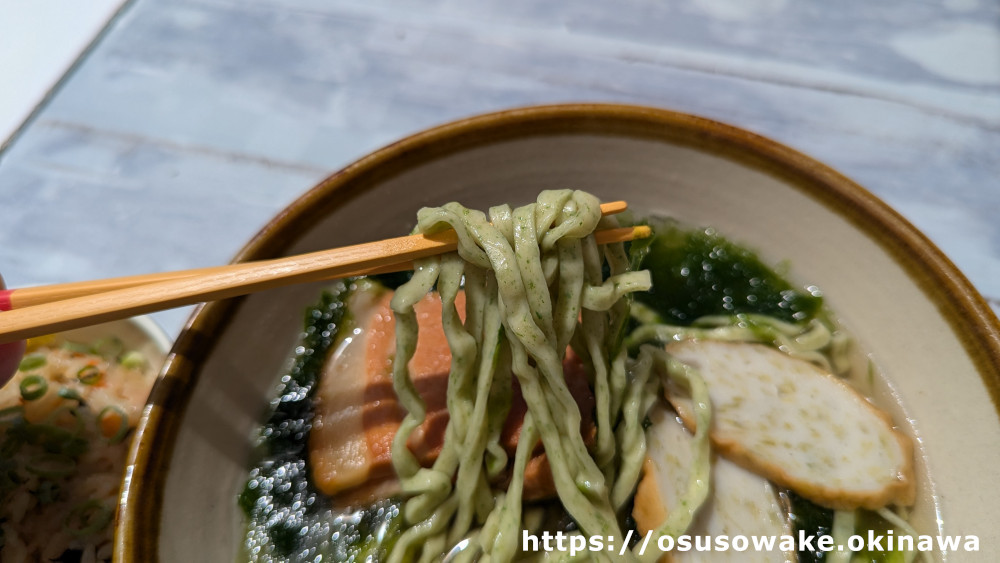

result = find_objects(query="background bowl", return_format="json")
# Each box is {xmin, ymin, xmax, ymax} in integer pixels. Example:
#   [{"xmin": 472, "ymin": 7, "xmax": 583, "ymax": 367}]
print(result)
[
  {"xmin": 58, "ymin": 316, "xmax": 172, "ymax": 364},
  {"xmin": 119, "ymin": 104, "xmax": 1000, "ymax": 561}
]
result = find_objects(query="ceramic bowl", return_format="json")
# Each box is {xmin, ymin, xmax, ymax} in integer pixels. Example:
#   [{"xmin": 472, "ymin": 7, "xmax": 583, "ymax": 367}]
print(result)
[{"xmin": 118, "ymin": 104, "xmax": 1000, "ymax": 561}]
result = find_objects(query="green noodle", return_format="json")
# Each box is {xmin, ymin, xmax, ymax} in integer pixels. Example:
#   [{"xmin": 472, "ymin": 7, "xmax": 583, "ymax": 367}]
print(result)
[
  {"xmin": 386, "ymin": 190, "xmax": 654, "ymax": 562},
  {"xmin": 828, "ymin": 510, "xmax": 857, "ymax": 563},
  {"xmin": 626, "ymin": 312, "xmax": 851, "ymax": 377},
  {"xmin": 633, "ymin": 350, "xmax": 713, "ymax": 563}
]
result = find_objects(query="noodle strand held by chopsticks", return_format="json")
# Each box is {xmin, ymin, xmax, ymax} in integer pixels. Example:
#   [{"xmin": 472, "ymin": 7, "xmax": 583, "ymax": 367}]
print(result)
[{"xmin": 386, "ymin": 190, "xmax": 658, "ymax": 562}]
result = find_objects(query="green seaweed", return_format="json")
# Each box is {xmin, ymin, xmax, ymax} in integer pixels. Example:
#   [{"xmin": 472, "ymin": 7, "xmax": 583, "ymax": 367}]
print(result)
[
  {"xmin": 631, "ymin": 221, "xmax": 823, "ymax": 326},
  {"xmin": 786, "ymin": 490, "xmax": 834, "ymax": 562}
]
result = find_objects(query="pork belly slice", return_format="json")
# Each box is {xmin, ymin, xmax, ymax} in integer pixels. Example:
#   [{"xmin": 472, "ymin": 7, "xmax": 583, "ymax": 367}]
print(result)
[
  {"xmin": 634, "ymin": 404, "xmax": 794, "ymax": 562},
  {"xmin": 309, "ymin": 285, "xmax": 594, "ymax": 502},
  {"xmin": 664, "ymin": 340, "xmax": 914, "ymax": 510},
  {"xmin": 308, "ymin": 284, "xmax": 394, "ymax": 497}
]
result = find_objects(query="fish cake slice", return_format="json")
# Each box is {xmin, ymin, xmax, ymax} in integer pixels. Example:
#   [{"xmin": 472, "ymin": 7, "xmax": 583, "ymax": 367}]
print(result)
[
  {"xmin": 664, "ymin": 340, "xmax": 914, "ymax": 510},
  {"xmin": 635, "ymin": 403, "xmax": 794, "ymax": 562}
]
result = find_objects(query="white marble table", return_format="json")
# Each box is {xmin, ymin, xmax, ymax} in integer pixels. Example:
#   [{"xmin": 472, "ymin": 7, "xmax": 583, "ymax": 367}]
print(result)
[{"xmin": 0, "ymin": 0, "xmax": 998, "ymax": 339}]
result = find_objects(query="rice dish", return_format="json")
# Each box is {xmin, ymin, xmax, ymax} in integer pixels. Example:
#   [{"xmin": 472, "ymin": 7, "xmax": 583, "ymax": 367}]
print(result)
[{"xmin": 0, "ymin": 336, "xmax": 157, "ymax": 562}]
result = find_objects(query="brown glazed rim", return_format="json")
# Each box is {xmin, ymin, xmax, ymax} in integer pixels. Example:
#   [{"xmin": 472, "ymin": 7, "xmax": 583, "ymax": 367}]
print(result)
[{"xmin": 117, "ymin": 103, "xmax": 1000, "ymax": 561}]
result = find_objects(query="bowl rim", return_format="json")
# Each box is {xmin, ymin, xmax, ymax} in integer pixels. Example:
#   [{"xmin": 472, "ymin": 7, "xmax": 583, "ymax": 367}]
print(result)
[{"xmin": 116, "ymin": 102, "xmax": 1000, "ymax": 561}]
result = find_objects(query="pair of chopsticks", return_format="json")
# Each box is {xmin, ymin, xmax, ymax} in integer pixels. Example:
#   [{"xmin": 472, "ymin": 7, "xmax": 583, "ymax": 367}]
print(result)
[{"xmin": 0, "ymin": 201, "xmax": 649, "ymax": 343}]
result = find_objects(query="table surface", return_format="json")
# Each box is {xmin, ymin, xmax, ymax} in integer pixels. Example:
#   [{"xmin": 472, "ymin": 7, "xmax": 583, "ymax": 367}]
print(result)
[
  {"xmin": 1, "ymin": 0, "xmax": 998, "ymax": 340},
  {"xmin": 0, "ymin": 0, "xmax": 128, "ymax": 148}
]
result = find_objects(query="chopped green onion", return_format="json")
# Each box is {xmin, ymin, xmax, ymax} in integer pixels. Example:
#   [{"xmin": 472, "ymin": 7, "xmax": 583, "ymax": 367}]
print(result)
[
  {"xmin": 57, "ymin": 387, "xmax": 84, "ymax": 403},
  {"xmin": 62, "ymin": 341, "xmax": 91, "ymax": 354},
  {"xmin": 65, "ymin": 499, "xmax": 113, "ymax": 537},
  {"xmin": 0, "ymin": 466, "xmax": 22, "ymax": 502},
  {"xmin": 18, "ymin": 354, "xmax": 47, "ymax": 371},
  {"xmin": 36, "ymin": 480, "xmax": 60, "ymax": 504},
  {"xmin": 90, "ymin": 337, "xmax": 124, "ymax": 361},
  {"xmin": 17, "ymin": 421, "xmax": 87, "ymax": 456},
  {"xmin": 0, "ymin": 406, "xmax": 24, "ymax": 425},
  {"xmin": 20, "ymin": 375, "xmax": 48, "ymax": 401},
  {"xmin": 25, "ymin": 452, "xmax": 76, "ymax": 478},
  {"xmin": 0, "ymin": 435, "xmax": 23, "ymax": 459},
  {"xmin": 55, "ymin": 435, "xmax": 89, "ymax": 458},
  {"xmin": 98, "ymin": 405, "xmax": 130, "ymax": 444},
  {"xmin": 43, "ymin": 406, "xmax": 85, "ymax": 435},
  {"xmin": 16, "ymin": 423, "xmax": 47, "ymax": 444},
  {"xmin": 77, "ymin": 365, "xmax": 102, "ymax": 385},
  {"xmin": 24, "ymin": 421, "xmax": 70, "ymax": 443},
  {"xmin": 119, "ymin": 350, "xmax": 146, "ymax": 369}
]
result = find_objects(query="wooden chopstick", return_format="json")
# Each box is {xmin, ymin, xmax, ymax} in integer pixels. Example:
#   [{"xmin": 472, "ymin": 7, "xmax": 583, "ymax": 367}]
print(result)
[
  {"xmin": 0, "ymin": 255, "xmax": 409, "ymax": 311},
  {"xmin": 0, "ymin": 213, "xmax": 648, "ymax": 343},
  {"xmin": 1, "ymin": 200, "xmax": 629, "ymax": 311},
  {"xmin": 0, "ymin": 226, "xmax": 649, "ymax": 342}
]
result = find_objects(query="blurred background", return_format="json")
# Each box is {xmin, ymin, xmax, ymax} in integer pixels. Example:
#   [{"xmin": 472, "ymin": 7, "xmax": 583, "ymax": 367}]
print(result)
[{"xmin": 1, "ymin": 0, "xmax": 998, "ymax": 338}]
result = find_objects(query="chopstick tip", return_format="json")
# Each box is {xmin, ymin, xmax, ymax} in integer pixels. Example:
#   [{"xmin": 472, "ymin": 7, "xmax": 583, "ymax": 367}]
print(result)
[
  {"xmin": 632, "ymin": 225, "xmax": 652, "ymax": 239},
  {"xmin": 600, "ymin": 201, "xmax": 628, "ymax": 215}
]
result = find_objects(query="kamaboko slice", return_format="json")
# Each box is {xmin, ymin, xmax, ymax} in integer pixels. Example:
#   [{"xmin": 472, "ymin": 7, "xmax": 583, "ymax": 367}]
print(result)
[
  {"xmin": 634, "ymin": 403, "xmax": 794, "ymax": 562},
  {"xmin": 664, "ymin": 340, "xmax": 914, "ymax": 510}
]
